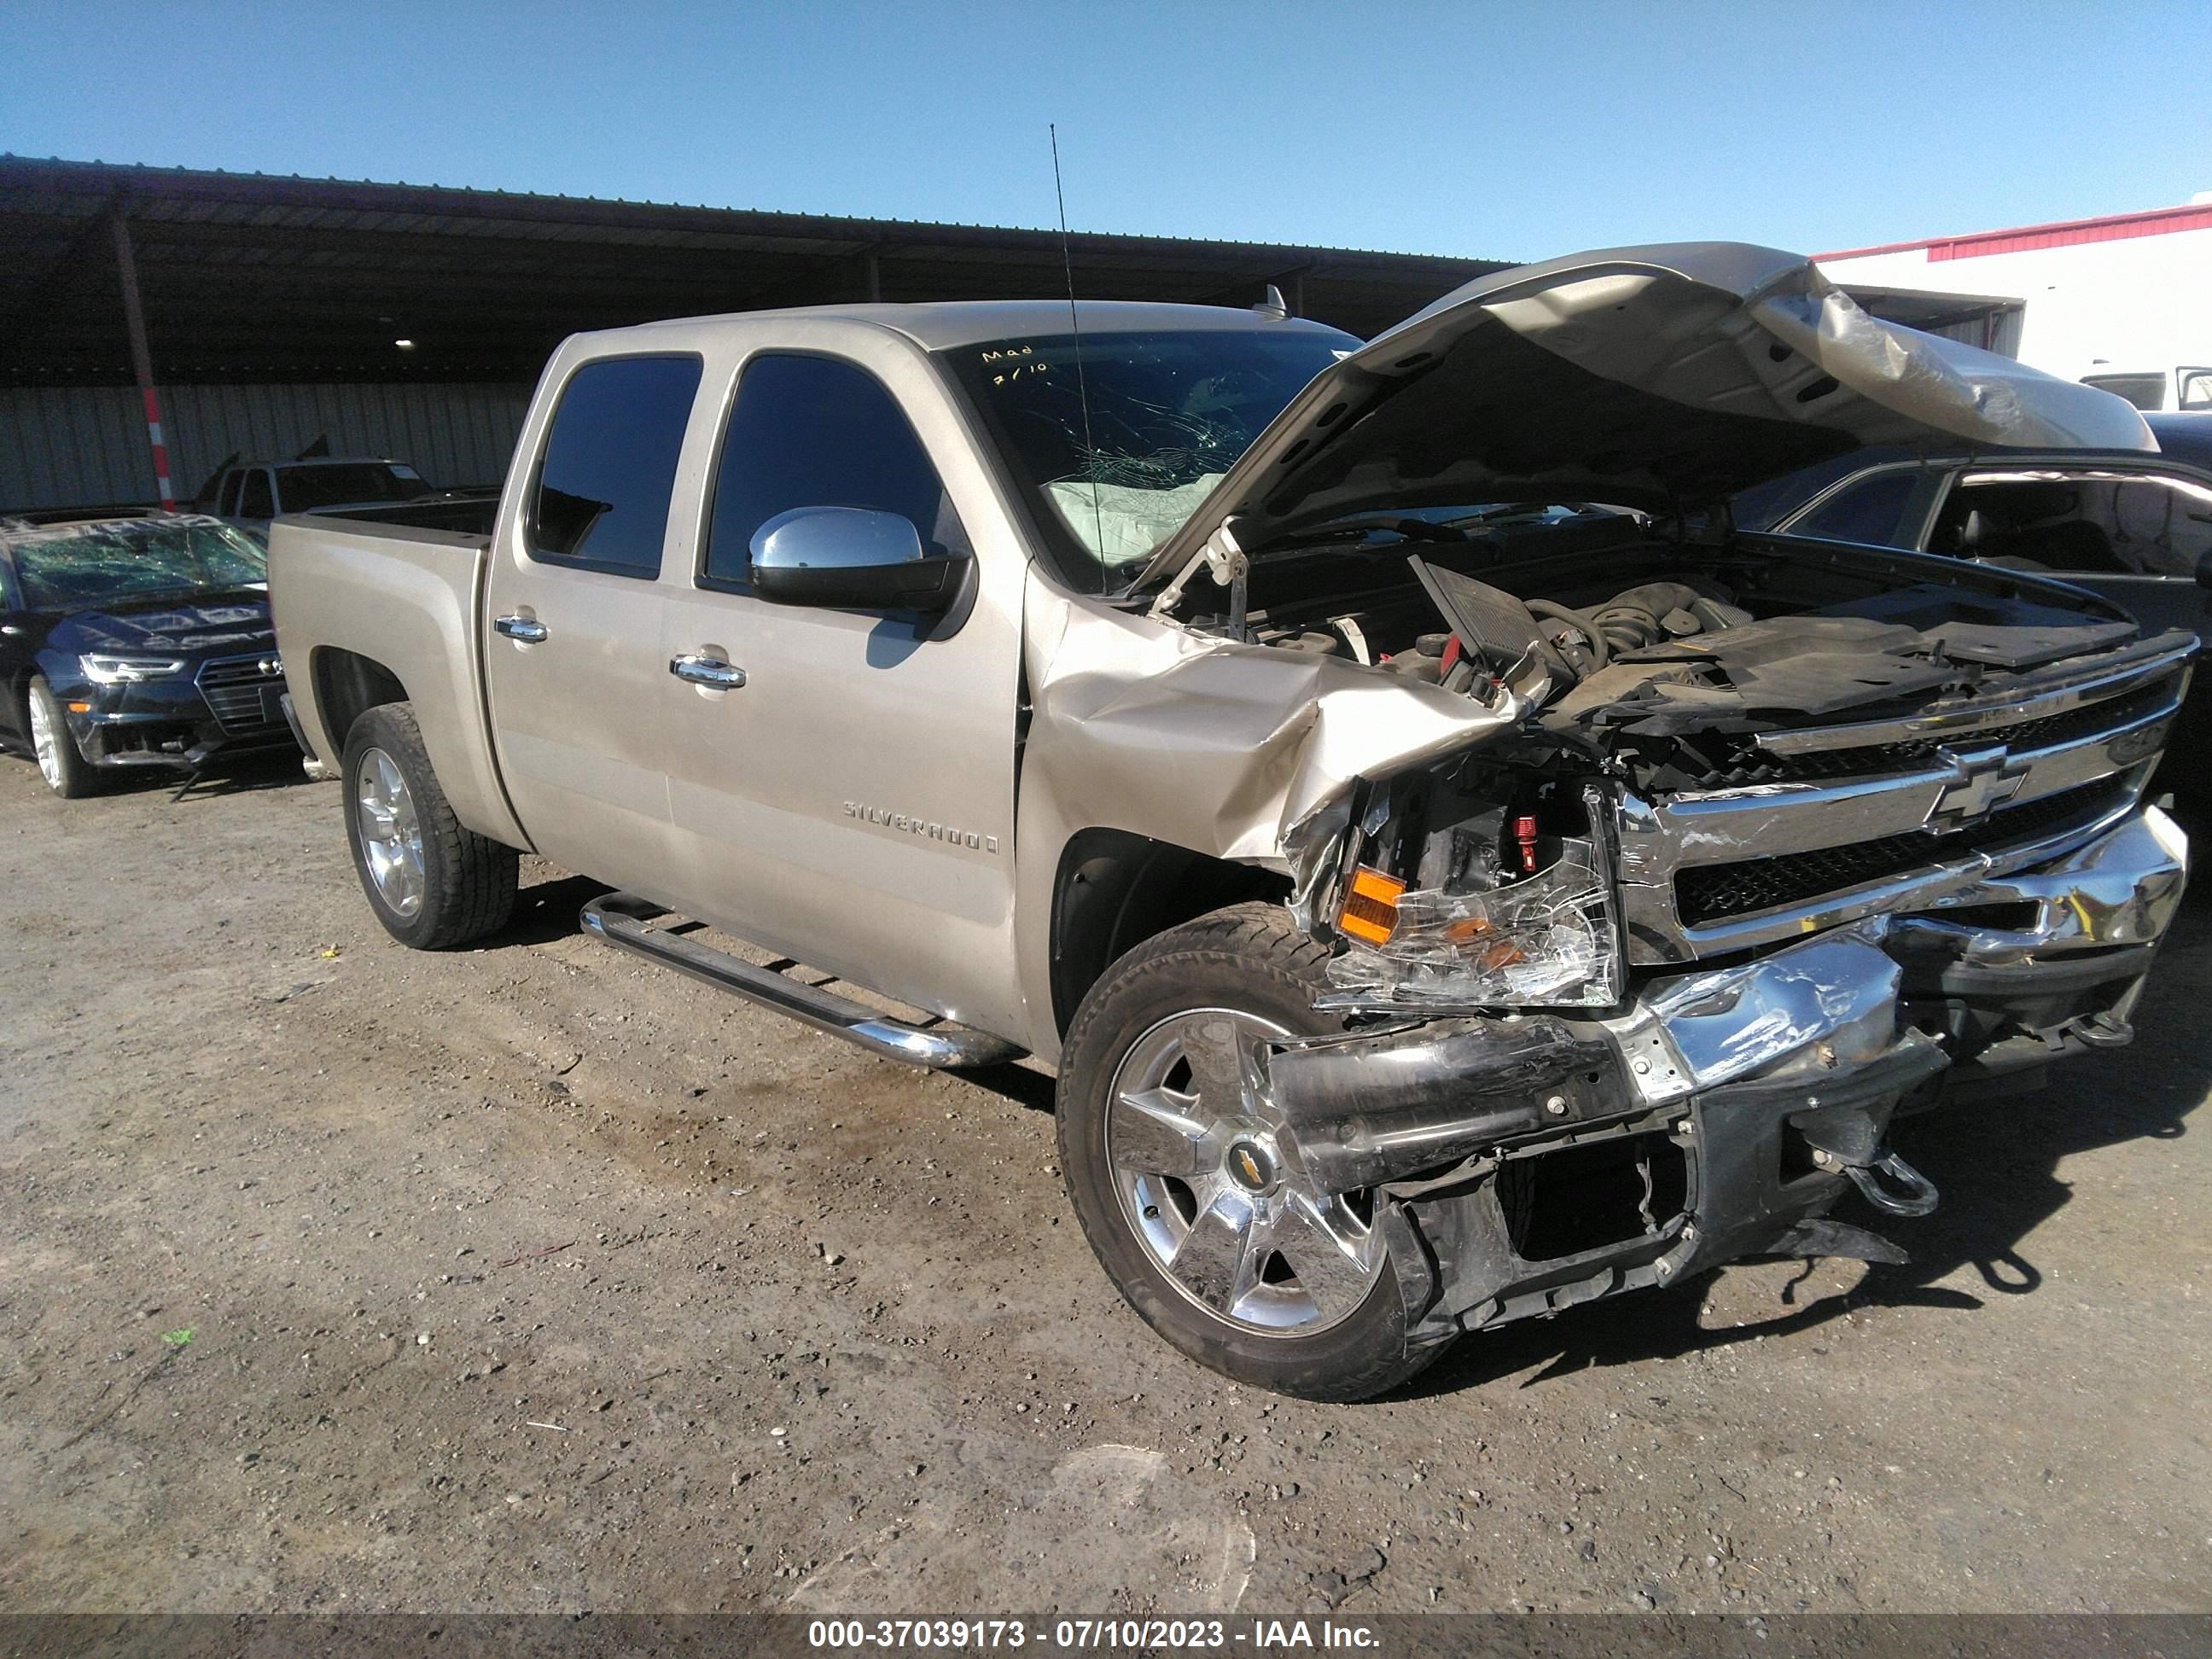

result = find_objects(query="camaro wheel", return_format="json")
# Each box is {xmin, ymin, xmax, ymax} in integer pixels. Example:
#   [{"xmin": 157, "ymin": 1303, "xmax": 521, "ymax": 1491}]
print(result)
[
  {"xmin": 26, "ymin": 675, "xmax": 96, "ymax": 797},
  {"xmin": 1057, "ymin": 902, "xmax": 1441, "ymax": 1400},
  {"xmin": 341, "ymin": 701, "xmax": 517, "ymax": 950}
]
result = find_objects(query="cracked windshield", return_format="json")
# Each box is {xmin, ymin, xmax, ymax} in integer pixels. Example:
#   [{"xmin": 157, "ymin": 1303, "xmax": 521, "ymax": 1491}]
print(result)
[{"xmin": 947, "ymin": 329, "xmax": 1352, "ymax": 585}]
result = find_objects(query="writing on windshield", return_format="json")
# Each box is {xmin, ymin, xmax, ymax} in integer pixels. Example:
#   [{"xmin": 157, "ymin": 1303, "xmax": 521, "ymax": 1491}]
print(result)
[{"xmin": 946, "ymin": 327, "xmax": 1353, "ymax": 589}]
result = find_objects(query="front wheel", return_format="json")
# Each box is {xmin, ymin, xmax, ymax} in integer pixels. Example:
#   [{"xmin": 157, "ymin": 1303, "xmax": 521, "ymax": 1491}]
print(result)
[
  {"xmin": 341, "ymin": 701, "xmax": 517, "ymax": 949},
  {"xmin": 1057, "ymin": 903, "xmax": 1442, "ymax": 1401},
  {"xmin": 26, "ymin": 675, "xmax": 97, "ymax": 797}
]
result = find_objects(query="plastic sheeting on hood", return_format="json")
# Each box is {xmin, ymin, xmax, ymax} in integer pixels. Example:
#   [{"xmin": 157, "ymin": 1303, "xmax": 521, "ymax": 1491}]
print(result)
[{"xmin": 1133, "ymin": 242, "xmax": 2157, "ymax": 589}]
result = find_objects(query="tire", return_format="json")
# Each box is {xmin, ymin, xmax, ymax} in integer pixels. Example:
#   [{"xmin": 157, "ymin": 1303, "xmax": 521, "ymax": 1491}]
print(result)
[
  {"xmin": 1057, "ymin": 901, "xmax": 1443, "ymax": 1401},
  {"xmin": 341, "ymin": 701, "xmax": 517, "ymax": 950},
  {"xmin": 26, "ymin": 675, "xmax": 98, "ymax": 798}
]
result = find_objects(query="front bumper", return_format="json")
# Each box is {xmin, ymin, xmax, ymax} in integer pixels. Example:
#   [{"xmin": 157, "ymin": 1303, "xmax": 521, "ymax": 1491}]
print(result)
[
  {"xmin": 1272, "ymin": 806, "xmax": 2186, "ymax": 1344},
  {"xmin": 57, "ymin": 660, "xmax": 299, "ymax": 772}
]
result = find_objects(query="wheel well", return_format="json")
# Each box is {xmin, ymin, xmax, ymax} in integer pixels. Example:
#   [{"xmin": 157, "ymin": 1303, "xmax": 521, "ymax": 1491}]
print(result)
[
  {"xmin": 1050, "ymin": 828, "xmax": 1291, "ymax": 1038},
  {"xmin": 312, "ymin": 648, "xmax": 408, "ymax": 753}
]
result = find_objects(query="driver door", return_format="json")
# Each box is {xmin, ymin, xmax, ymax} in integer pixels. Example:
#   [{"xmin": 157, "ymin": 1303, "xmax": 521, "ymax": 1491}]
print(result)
[{"xmin": 650, "ymin": 335, "xmax": 1027, "ymax": 1036}]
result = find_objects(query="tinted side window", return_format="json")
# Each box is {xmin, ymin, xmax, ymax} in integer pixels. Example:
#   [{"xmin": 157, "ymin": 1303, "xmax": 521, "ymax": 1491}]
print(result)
[
  {"xmin": 218, "ymin": 472, "xmax": 242, "ymax": 515},
  {"xmin": 237, "ymin": 470, "xmax": 273, "ymax": 519},
  {"xmin": 531, "ymin": 355, "xmax": 703, "ymax": 576},
  {"xmin": 1796, "ymin": 469, "xmax": 1921, "ymax": 546},
  {"xmin": 703, "ymin": 354, "xmax": 963, "ymax": 587}
]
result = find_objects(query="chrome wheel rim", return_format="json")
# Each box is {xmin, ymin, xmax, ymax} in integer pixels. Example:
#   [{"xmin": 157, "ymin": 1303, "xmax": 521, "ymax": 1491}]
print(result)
[
  {"xmin": 354, "ymin": 747, "xmax": 425, "ymax": 917},
  {"xmin": 1107, "ymin": 1008, "xmax": 1384, "ymax": 1336},
  {"xmin": 27, "ymin": 690, "xmax": 62, "ymax": 789}
]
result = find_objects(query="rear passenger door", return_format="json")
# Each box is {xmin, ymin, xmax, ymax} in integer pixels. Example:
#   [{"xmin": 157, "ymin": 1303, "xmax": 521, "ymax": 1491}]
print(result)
[
  {"xmin": 480, "ymin": 352, "xmax": 703, "ymax": 893},
  {"xmin": 652, "ymin": 339, "xmax": 1027, "ymax": 1034}
]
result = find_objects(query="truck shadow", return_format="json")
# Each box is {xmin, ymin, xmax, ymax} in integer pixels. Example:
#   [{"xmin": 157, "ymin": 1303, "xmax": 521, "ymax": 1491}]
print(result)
[
  {"xmin": 1398, "ymin": 892, "xmax": 2212, "ymax": 1400},
  {"xmin": 496, "ymin": 872, "xmax": 614, "ymax": 947}
]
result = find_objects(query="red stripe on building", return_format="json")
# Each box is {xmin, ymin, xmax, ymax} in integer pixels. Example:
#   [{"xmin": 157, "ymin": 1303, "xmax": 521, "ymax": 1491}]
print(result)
[{"xmin": 1817, "ymin": 201, "xmax": 2212, "ymax": 264}]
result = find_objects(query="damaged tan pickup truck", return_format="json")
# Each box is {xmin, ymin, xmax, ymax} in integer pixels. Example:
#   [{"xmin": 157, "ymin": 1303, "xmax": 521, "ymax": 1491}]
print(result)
[{"xmin": 270, "ymin": 242, "xmax": 2192, "ymax": 1400}]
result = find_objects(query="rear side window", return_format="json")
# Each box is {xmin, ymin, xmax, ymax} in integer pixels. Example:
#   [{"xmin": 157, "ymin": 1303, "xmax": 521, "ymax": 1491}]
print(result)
[
  {"xmin": 1794, "ymin": 468, "xmax": 1922, "ymax": 547},
  {"xmin": 237, "ymin": 470, "xmax": 273, "ymax": 519},
  {"xmin": 1936, "ymin": 473, "xmax": 2212, "ymax": 578},
  {"xmin": 701, "ymin": 353, "xmax": 964, "ymax": 588},
  {"xmin": 530, "ymin": 354, "xmax": 703, "ymax": 576}
]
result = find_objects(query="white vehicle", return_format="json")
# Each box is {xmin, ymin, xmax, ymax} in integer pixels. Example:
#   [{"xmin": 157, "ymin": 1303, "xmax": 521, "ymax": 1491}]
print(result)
[{"xmin": 2081, "ymin": 366, "xmax": 2212, "ymax": 414}]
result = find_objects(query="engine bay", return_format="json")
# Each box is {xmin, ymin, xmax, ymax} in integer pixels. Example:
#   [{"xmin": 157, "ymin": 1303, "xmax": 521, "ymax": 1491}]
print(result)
[{"xmin": 1225, "ymin": 527, "xmax": 2143, "ymax": 777}]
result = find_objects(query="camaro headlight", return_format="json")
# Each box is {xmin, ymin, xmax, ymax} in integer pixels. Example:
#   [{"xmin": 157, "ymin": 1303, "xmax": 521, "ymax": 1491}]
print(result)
[{"xmin": 79, "ymin": 654, "xmax": 189, "ymax": 684}]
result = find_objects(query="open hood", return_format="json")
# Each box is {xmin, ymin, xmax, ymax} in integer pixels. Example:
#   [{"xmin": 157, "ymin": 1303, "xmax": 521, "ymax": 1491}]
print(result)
[{"xmin": 1133, "ymin": 242, "xmax": 2156, "ymax": 590}]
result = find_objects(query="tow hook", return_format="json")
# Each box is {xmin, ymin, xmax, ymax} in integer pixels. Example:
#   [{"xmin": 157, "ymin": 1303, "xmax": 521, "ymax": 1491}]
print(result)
[
  {"xmin": 2071, "ymin": 1010, "xmax": 2134, "ymax": 1051},
  {"xmin": 1831, "ymin": 1149, "xmax": 1941, "ymax": 1218}
]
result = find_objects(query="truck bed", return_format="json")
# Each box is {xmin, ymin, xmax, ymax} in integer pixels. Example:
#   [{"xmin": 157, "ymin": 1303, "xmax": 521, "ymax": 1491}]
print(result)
[{"xmin": 267, "ymin": 511, "xmax": 528, "ymax": 849}]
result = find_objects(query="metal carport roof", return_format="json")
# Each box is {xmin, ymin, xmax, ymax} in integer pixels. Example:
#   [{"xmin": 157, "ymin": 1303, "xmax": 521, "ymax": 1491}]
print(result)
[{"xmin": 0, "ymin": 156, "xmax": 1514, "ymax": 387}]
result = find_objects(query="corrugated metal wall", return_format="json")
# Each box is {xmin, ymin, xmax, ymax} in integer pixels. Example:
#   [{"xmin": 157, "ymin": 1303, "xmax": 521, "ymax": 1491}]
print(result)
[
  {"xmin": 0, "ymin": 381, "xmax": 533, "ymax": 511},
  {"xmin": 1919, "ymin": 308, "xmax": 2026, "ymax": 358}
]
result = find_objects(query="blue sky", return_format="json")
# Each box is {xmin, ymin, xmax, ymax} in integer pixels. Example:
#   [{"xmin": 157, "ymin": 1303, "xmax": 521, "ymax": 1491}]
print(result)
[{"xmin": 5, "ymin": 1, "xmax": 2209, "ymax": 262}]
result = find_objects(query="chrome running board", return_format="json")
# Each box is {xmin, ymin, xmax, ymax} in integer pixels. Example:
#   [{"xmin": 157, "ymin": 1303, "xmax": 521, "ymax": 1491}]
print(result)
[{"xmin": 579, "ymin": 892, "xmax": 1022, "ymax": 1070}]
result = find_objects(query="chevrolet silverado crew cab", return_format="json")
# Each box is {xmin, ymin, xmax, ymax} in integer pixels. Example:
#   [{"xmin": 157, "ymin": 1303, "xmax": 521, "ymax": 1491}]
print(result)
[{"xmin": 270, "ymin": 243, "xmax": 2192, "ymax": 1400}]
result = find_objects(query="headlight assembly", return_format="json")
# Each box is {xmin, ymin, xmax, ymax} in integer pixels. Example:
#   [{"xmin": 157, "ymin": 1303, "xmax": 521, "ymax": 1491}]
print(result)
[
  {"xmin": 1322, "ymin": 778, "xmax": 1624, "ymax": 1010},
  {"xmin": 79, "ymin": 654, "xmax": 189, "ymax": 684}
]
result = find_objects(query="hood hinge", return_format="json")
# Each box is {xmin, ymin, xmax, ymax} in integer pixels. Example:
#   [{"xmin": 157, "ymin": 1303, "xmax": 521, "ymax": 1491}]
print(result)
[{"xmin": 1147, "ymin": 516, "xmax": 1250, "ymax": 620}]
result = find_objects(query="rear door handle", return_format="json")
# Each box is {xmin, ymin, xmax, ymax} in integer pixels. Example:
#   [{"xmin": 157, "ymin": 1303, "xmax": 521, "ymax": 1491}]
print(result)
[
  {"xmin": 494, "ymin": 614, "xmax": 549, "ymax": 643},
  {"xmin": 670, "ymin": 654, "xmax": 747, "ymax": 690}
]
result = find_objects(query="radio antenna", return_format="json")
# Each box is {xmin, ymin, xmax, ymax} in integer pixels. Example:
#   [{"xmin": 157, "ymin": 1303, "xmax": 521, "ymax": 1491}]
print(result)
[{"xmin": 1050, "ymin": 123, "xmax": 1106, "ymax": 559}]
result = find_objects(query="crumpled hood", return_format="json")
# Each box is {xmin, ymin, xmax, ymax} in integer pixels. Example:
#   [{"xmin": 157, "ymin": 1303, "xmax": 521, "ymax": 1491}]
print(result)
[
  {"xmin": 45, "ymin": 594, "xmax": 275, "ymax": 657},
  {"xmin": 1135, "ymin": 242, "xmax": 2156, "ymax": 587}
]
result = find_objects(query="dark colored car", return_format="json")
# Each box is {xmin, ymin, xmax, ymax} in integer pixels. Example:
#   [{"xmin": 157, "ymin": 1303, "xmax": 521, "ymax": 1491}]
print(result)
[
  {"xmin": 0, "ymin": 513, "xmax": 299, "ymax": 796},
  {"xmin": 1735, "ymin": 410, "xmax": 2212, "ymax": 637},
  {"xmin": 1736, "ymin": 410, "xmax": 2212, "ymax": 780}
]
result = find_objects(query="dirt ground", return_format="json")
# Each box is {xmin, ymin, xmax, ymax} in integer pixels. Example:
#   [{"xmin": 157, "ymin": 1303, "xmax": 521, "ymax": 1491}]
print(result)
[{"xmin": 2, "ymin": 754, "xmax": 2208, "ymax": 1617}]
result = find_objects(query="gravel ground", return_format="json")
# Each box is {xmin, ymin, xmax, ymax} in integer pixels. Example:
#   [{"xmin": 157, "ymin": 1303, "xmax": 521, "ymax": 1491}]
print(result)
[{"xmin": 1, "ymin": 755, "xmax": 2207, "ymax": 1615}]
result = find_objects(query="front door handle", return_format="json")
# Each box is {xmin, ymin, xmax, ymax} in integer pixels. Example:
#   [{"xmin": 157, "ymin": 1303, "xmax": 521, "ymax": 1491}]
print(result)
[
  {"xmin": 670, "ymin": 654, "xmax": 747, "ymax": 690},
  {"xmin": 494, "ymin": 614, "xmax": 549, "ymax": 643}
]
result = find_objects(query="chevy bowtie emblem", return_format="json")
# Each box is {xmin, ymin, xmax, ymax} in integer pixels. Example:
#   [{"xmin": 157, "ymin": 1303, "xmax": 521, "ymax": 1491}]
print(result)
[{"xmin": 1924, "ymin": 744, "xmax": 2029, "ymax": 832}]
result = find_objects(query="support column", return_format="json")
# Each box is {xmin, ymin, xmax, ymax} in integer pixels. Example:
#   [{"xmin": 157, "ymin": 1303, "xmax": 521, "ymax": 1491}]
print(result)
[{"xmin": 110, "ymin": 212, "xmax": 174, "ymax": 511}]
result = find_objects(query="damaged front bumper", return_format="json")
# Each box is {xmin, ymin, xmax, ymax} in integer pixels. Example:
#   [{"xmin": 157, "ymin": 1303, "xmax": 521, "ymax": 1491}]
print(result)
[{"xmin": 1270, "ymin": 805, "xmax": 2186, "ymax": 1346}]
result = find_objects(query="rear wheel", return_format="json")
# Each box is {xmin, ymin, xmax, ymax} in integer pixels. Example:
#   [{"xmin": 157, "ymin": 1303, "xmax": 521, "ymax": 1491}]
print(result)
[
  {"xmin": 1057, "ymin": 902, "xmax": 1442, "ymax": 1401},
  {"xmin": 26, "ymin": 676, "xmax": 97, "ymax": 797},
  {"xmin": 341, "ymin": 701, "xmax": 517, "ymax": 949}
]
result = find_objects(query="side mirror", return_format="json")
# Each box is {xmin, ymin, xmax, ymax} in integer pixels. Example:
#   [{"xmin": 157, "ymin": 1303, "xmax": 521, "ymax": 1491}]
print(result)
[{"xmin": 749, "ymin": 506, "xmax": 966, "ymax": 611}]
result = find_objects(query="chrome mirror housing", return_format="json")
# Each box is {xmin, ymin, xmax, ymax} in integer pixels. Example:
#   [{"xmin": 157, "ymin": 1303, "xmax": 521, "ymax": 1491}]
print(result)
[{"xmin": 748, "ymin": 506, "xmax": 965, "ymax": 611}]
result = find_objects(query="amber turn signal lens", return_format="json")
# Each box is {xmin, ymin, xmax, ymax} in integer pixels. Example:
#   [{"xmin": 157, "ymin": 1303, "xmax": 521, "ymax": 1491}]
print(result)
[
  {"xmin": 1337, "ymin": 865, "xmax": 1406, "ymax": 946},
  {"xmin": 67, "ymin": 701, "xmax": 91, "ymax": 713}
]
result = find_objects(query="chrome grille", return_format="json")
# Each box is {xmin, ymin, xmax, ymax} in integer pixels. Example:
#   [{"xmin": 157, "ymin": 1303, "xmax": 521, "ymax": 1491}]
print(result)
[
  {"xmin": 1617, "ymin": 643, "xmax": 2193, "ymax": 963},
  {"xmin": 195, "ymin": 653, "xmax": 287, "ymax": 736},
  {"xmin": 1677, "ymin": 680, "xmax": 2178, "ymax": 789},
  {"xmin": 1674, "ymin": 779, "xmax": 2130, "ymax": 926}
]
